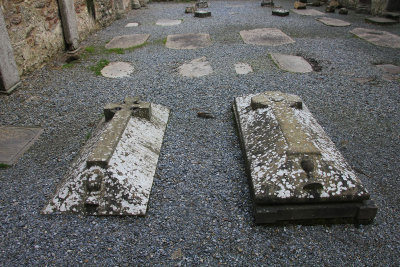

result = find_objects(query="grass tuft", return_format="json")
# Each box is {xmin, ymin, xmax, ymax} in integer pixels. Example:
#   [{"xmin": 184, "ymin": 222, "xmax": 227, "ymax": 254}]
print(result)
[
  {"xmin": 89, "ymin": 59, "xmax": 110, "ymax": 76},
  {"xmin": 0, "ymin": 163, "xmax": 10, "ymax": 169}
]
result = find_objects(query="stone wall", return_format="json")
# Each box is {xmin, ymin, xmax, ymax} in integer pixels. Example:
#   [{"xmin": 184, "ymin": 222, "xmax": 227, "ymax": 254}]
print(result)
[
  {"xmin": 0, "ymin": 0, "xmax": 130, "ymax": 75},
  {"xmin": 371, "ymin": 0, "xmax": 389, "ymax": 15}
]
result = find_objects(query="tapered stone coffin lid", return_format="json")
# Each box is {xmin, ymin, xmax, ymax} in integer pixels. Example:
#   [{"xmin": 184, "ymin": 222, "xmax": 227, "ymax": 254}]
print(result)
[
  {"xmin": 233, "ymin": 91, "xmax": 377, "ymax": 224},
  {"xmin": 43, "ymin": 97, "xmax": 170, "ymax": 216}
]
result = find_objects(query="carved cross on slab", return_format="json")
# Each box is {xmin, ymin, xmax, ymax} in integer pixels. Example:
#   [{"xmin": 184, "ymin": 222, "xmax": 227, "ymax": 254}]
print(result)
[{"xmin": 87, "ymin": 96, "xmax": 151, "ymax": 168}]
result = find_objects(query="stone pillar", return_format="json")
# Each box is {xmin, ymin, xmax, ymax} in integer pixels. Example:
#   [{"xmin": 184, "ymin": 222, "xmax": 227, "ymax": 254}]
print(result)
[
  {"xmin": 0, "ymin": 9, "xmax": 21, "ymax": 94},
  {"xmin": 57, "ymin": 0, "xmax": 79, "ymax": 51}
]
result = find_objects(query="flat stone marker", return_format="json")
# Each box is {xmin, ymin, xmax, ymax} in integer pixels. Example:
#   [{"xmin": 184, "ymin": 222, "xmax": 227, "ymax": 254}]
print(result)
[
  {"xmin": 194, "ymin": 10, "xmax": 212, "ymax": 18},
  {"xmin": 0, "ymin": 126, "xmax": 43, "ymax": 165},
  {"xmin": 233, "ymin": 91, "xmax": 377, "ymax": 224},
  {"xmin": 270, "ymin": 53, "xmax": 313, "ymax": 73},
  {"xmin": 178, "ymin": 57, "xmax": 213, "ymax": 77},
  {"xmin": 125, "ymin": 23, "xmax": 139, "ymax": 27},
  {"xmin": 156, "ymin": 19, "xmax": 182, "ymax": 26},
  {"xmin": 376, "ymin": 64, "xmax": 400, "ymax": 74},
  {"xmin": 100, "ymin": 62, "xmax": 134, "ymax": 78},
  {"xmin": 350, "ymin": 28, "xmax": 400, "ymax": 48},
  {"xmin": 166, "ymin": 33, "xmax": 211, "ymax": 49},
  {"xmin": 43, "ymin": 97, "xmax": 170, "ymax": 216},
  {"xmin": 365, "ymin": 17, "xmax": 398, "ymax": 25},
  {"xmin": 235, "ymin": 63, "xmax": 253, "ymax": 74},
  {"xmin": 240, "ymin": 28, "xmax": 295, "ymax": 46},
  {"xmin": 105, "ymin": 34, "xmax": 150, "ymax": 49},
  {"xmin": 316, "ymin": 17, "xmax": 350, "ymax": 26},
  {"xmin": 291, "ymin": 8, "xmax": 325, "ymax": 16}
]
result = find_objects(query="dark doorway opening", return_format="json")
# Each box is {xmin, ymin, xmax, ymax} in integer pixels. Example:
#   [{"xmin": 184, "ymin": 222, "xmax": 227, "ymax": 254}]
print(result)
[{"xmin": 86, "ymin": 0, "xmax": 96, "ymax": 20}]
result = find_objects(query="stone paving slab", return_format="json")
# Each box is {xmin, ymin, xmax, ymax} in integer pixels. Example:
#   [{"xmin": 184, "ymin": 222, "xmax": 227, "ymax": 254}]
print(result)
[
  {"xmin": 233, "ymin": 91, "xmax": 377, "ymax": 224},
  {"xmin": 365, "ymin": 17, "xmax": 398, "ymax": 25},
  {"xmin": 100, "ymin": 62, "xmax": 134, "ymax": 78},
  {"xmin": 125, "ymin": 23, "xmax": 139, "ymax": 27},
  {"xmin": 166, "ymin": 33, "xmax": 212, "ymax": 49},
  {"xmin": 156, "ymin": 19, "xmax": 182, "ymax": 26},
  {"xmin": 291, "ymin": 8, "xmax": 325, "ymax": 16},
  {"xmin": 235, "ymin": 63, "xmax": 253, "ymax": 74},
  {"xmin": 178, "ymin": 57, "xmax": 213, "ymax": 77},
  {"xmin": 270, "ymin": 53, "xmax": 312, "ymax": 73},
  {"xmin": 43, "ymin": 99, "xmax": 170, "ymax": 216},
  {"xmin": 105, "ymin": 34, "xmax": 150, "ymax": 49},
  {"xmin": 316, "ymin": 17, "xmax": 351, "ymax": 27},
  {"xmin": 350, "ymin": 28, "xmax": 400, "ymax": 48},
  {"xmin": 240, "ymin": 28, "xmax": 295, "ymax": 46},
  {"xmin": 376, "ymin": 64, "xmax": 400, "ymax": 74},
  {"xmin": 0, "ymin": 126, "xmax": 43, "ymax": 165}
]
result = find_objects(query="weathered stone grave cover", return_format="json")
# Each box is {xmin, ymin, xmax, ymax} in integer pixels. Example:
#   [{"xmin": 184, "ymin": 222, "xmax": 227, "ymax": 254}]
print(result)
[
  {"xmin": 365, "ymin": 17, "xmax": 398, "ymax": 25},
  {"xmin": 101, "ymin": 62, "xmax": 134, "ymax": 78},
  {"xmin": 316, "ymin": 17, "xmax": 351, "ymax": 27},
  {"xmin": 43, "ymin": 97, "xmax": 170, "ymax": 215},
  {"xmin": 270, "ymin": 53, "xmax": 313, "ymax": 73},
  {"xmin": 233, "ymin": 91, "xmax": 377, "ymax": 224},
  {"xmin": 0, "ymin": 126, "xmax": 42, "ymax": 165},
  {"xmin": 156, "ymin": 19, "xmax": 182, "ymax": 26},
  {"xmin": 195, "ymin": 10, "xmax": 212, "ymax": 18},
  {"xmin": 166, "ymin": 33, "xmax": 212, "ymax": 49},
  {"xmin": 350, "ymin": 28, "xmax": 400, "ymax": 48},
  {"xmin": 105, "ymin": 34, "xmax": 150, "ymax": 49},
  {"xmin": 178, "ymin": 57, "xmax": 213, "ymax": 77},
  {"xmin": 240, "ymin": 28, "xmax": 295, "ymax": 46},
  {"xmin": 235, "ymin": 63, "xmax": 253, "ymax": 75},
  {"xmin": 291, "ymin": 8, "xmax": 325, "ymax": 16},
  {"xmin": 125, "ymin": 23, "xmax": 139, "ymax": 27}
]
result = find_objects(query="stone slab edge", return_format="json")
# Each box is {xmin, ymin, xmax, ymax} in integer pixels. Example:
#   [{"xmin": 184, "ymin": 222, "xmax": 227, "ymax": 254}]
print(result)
[
  {"xmin": 232, "ymin": 94, "xmax": 377, "ymax": 225},
  {"xmin": 42, "ymin": 103, "xmax": 170, "ymax": 216}
]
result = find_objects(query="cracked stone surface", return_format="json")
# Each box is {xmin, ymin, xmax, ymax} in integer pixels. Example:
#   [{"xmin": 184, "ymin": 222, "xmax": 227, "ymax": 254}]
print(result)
[
  {"xmin": 350, "ymin": 28, "xmax": 400, "ymax": 48},
  {"xmin": 165, "ymin": 33, "xmax": 212, "ymax": 49},
  {"xmin": 316, "ymin": 17, "xmax": 351, "ymax": 27},
  {"xmin": 270, "ymin": 53, "xmax": 313, "ymax": 73},
  {"xmin": 178, "ymin": 57, "xmax": 213, "ymax": 77},
  {"xmin": 105, "ymin": 34, "xmax": 150, "ymax": 49},
  {"xmin": 100, "ymin": 62, "xmax": 134, "ymax": 78},
  {"xmin": 240, "ymin": 28, "xmax": 295, "ymax": 46}
]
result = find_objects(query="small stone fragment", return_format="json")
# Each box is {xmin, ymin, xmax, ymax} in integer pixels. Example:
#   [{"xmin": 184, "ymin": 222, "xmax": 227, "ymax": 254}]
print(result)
[
  {"xmin": 261, "ymin": 0, "xmax": 274, "ymax": 7},
  {"xmin": 178, "ymin": 57, "xmax": 213, "ymax": 77},
  {"xmin": 132, "ymin": 0, "xmax": 141, "ymax": 9},
  {"xmin": 197, "ymin": 112, "xmax": 215, "ymax": 119},
  {"xmin": 272, "ymin": 8, "xmax": 289, "ymax": 16},
  {"xmin": 310, "ymin": 1, "xmax": 321, "ymax": 7},
  {"xmin": 195, "ymin": 1, "xmax": 208, "ymax": 8},
  {"xmin": 328, "ymin": 0, "xmax": 339, "ymax": 8},
  {"xmin": 325, "ymin": 5, "xmax": 335, "ymax": 13},
  {"xmin": 339, "ymin": 8, "xmax": 348, "ymax": 15},
  {"xmin": 195, "ymin": 10, "xmax": 211, "ymax": 18},
  {"xmin": 185, "ymin": 6, "xmax": 197, "ymax": 13},
  {"xmin": 294, "ymin": 1, "xmax": 307, "ymax": 9},
  {"xmin": 235, "ymin": 63, "xmax": 253, "ymax": 74}
]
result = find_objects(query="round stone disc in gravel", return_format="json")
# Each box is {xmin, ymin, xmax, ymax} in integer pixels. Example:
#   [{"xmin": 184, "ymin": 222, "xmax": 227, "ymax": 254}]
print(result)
[
  {"xmin": 125, "ymin": 23, "xmax": 139, "ymax": 27},
  {"xmin": 270, "ymin": 53, "xmax": 313, "ymax": 73},
  {"xmin": 100, "ymin": 62, "xmax": 134, "ymax": 78},
  {"xmin": 155, "ymin": 19, "xmax": 182, "ymax": 26},
  {"xmin": 350, "ymin": 28, "xmax": 400, "ymax": 48},
  {"xmin": 272, "ymin": 8, "xmax": 290, "ymax": 16},
  {"xmin": 105, "ymin": 34, "xmax": 150, "ymax": 49},
  {"xmin": 165, "ymin": 33, "xmax": 211, "ymax": 49},
  {"xmin": 292, "ymin": 8, "xmax": 325, "ymax": 16},
  {"xmin": 234, "ymin": 63, "xmax": 253, "ymax": 74},
  {"xmin": 316, "ymin": 17, "xmax": 351, "ymax": 27},
  {"xmin": 178, "ymin": 57, "xmax": 213, "ymax": 77},
  {"xmin": 194, "ymin": 10, "xmax": 212, "ymax": 18},
  {"xmin": 240, "ymin": 28, "xmax": 295, "ymax": 46}
]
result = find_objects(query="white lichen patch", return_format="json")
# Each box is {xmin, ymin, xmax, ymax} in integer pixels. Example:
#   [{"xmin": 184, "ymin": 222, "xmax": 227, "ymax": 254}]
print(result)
[
  {"xmin": 233, "ymin": 91, "xmax": 369, "ymax": 205},
  {"xmin": 42, "ymin": 104, "xmax": 170, "ymax": 215}
]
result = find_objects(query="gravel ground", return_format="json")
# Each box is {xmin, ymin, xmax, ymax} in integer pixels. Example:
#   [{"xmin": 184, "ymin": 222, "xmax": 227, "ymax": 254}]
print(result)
[{"xmin": 1, "ymin": 0, "xmax": 399, "ymax": 265}]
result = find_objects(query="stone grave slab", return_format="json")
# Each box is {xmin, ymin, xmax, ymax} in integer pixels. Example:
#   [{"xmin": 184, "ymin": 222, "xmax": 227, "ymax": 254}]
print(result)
[
  {"xmin": 240, "ymin": 28, "xmax": 295, "ymax": 46},
  {"xmin": 43, "ymin": 97, "xmax": 170, "ymax": 216},
  {"xmin": 291, "ymin": 8, "xmax": 325, "ymax": 16},
  {"xmin": 376, "ymin": 64, "xmax": 400, "ymax": 74},
  {"xmin": 235, "ymin": 63, "xmax": 253, "ymax": 74},
  {"xmin": 125, "ymin": 23, "xmax": 139, "ymax": 27},
  {"xmin": 270, "ymin": 53, "xmax": 313, "ymax": 73},
  {"xmin": 233, "ymin": 91, "xmax": 377, "ymax": 224},
  {"xmin": 100, "ymin": 62, "xmax": 134, "ymax": 78},
  {"xmin": 166, "ymin": 33, "xmax": 211, "ymax": 49},
  {"xmin": 0, "ymin": 126, "xmax": 43, "ymax": 165},
  {"xmin": 365, "ymin": 17, "xmax": 398, "ymax": 25},
  {"xmin": 178, "ymin": 57, "xmax": 213, "ymax": 77},
  {"xmin": 316, "ymin": 17, "xmax": 351, "ymax": 27},
  {"xmin": 195, "ymin": 10, "xmax": 212, "ymax": 18},
  {"xmin": 261, "ymin": 0, "xmax": 274, "ymax": 7},
  {"xmin": 105, "ymin": 34, "xmax": 150, "ymax": 49},
  {"xmin": 350, "ymin": 28, "xmax": 400, "ymax": 48},
  {"xmin": 156, "ymin": 19, "xmax": 182, "ymax": 26}
]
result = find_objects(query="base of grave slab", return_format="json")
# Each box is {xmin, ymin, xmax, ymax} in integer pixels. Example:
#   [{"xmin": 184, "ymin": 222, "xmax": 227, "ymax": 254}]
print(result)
[
  {"xmin": 272, "ymin": 9, "xmax": 289, "ymax": 16},
  {"xmin": 195, "ymin": 10, "xmax": 211, "ymax": 18},
  {"xmin": 365, "ymin": 17, "xmax": 398, "ymax": 25},
  {"xmin": 0, "ymin": 81, "xmax": 21, "ymax": 95},
  {"xmin": 233, "ymin": 91, "xmax": 377, "ymax": 225},
  {"xmin": 254, "ymin": 200, "xmax": 377, "ymax": 225},
  {"xmin": 0, "ymin": 126, "xmax": 42, "ymax": 165},
  {"xmin": 43, "ymin": 98, "xmax": 169, "ymax": 216}
]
